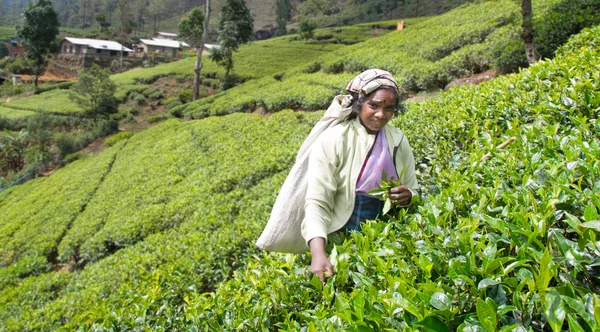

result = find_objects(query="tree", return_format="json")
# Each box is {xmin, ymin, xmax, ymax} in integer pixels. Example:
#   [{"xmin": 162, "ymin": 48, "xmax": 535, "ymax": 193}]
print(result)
[
  {"xmin": 70, "ymin": 64, "xmax": 118, "ymax": 119},
  {"xmin": 117, "ymin": 0, "xmax": 131, "ymax": 33},
  {"xmin": 16, "ymin": 0, "xmax": 60, "ymax": 89},
  {"xmin": 275, "ymin": 0, "xmax": 292, "ymax": 36},
  {"xmin": 179, "ymin": 2, "xmax": 210, "ymax": 101},
  {"xmin": 148, "ymin": 0, "xmax": 166, "ymax": 34},
  {"xmin": 95, "ymin": 13, "xmax": 111, "ymax": 33},
  {"xmin": 209, "ymin": 0, "xmax": 253, "ymax": 88},
  {"xmin": 103, "ymin": 0, "xmax": 118, "ymax": 24},
  {"xmin": 521, "ymin": 0, "xmax": 538, "ymax": 64},
  {"xmin": 299, "ymin": 19, "xmax": 316, "ymax": 40},
  {"xmin": 133, "ymin": 0, "xmax": 147, "ymax": 34}
]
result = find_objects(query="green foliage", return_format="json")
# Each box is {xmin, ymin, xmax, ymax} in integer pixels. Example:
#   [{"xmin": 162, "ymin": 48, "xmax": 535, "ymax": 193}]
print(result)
[
  {"xmin": 15, "ymin": 0, "xmax": 59, "ymax": 86},
  {"xmin": 533, "ymin": 0, "xmax": 600, "ymax": 59},
  {"xmin": 299, "ymin": 19, "xmax": 317, "ymax": 40},
  {"xmin": 146, "ymin": 114, "xmax": 170, "ymax": 124},
  {"xmin": 63, "ymin": 151, "xmax": 82, "ymax": 164},
  {"xmin": 104, "ymin": 131, "xmax": 133, "ymax": 147},
  {"xmin": 4, "ymin": 89, "xmax": 81, "ymax": 114},
  {"xmin": 0, "ymin": 27, "xmax": 16, "ymax": 40},
  {"xmin": 6, "ymin": 56, "xmax": 36, "ymax": 74},
  {"xmin": 70, "ymin": 64, "xmax": 118, "ymax": 118},
  {"xmin": 210, "ymin": 0, "xmax": 254, "ymax": 82},
  {"xmin": 0, "ymin": 129, "xmax": 29, "ymax": 174},
  {"xmin": 178, "ymin": 7, "xmax": 205, "ymax": 49},
  {"xmin": 274, "ymin": 0, "xmax": 292, "ymax": 36},
  {"xmin": 178, "ymin": 89, "xmax": 193, "ymax": 103},
  {"xmin": 34, "ymin": 81, "xmax": 74, "ymax": 94}
]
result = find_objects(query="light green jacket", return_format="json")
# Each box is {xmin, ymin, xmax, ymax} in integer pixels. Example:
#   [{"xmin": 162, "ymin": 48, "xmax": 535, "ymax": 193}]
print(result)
[{"xmin": 301, "ymin": 117, "xmax": 419, "ymax": 245}]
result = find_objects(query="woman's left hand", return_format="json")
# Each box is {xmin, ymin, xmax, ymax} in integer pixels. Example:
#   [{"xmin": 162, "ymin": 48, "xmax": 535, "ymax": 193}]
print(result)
[{"xmin": 389, "ymin": 185, "xmax": 412, "ymax": 206}]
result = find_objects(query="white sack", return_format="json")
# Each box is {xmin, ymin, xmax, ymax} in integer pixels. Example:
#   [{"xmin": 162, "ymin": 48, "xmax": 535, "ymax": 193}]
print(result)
[{"xmin": 255, "ymin": 95, "xmax": 353, "ymax": 253}]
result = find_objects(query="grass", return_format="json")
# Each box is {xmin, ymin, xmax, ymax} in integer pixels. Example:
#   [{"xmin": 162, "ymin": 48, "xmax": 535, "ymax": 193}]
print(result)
[
  {"xmin": 0, "ymin": 27, "xmax": 16, "ymax": 40},
  {"xmin": 0, "ymin": 106, "xmax": 36, "ymax": 118},
  {"xmin": 5, "ymin": 89, "xmax": 82, "ymax": 114}
]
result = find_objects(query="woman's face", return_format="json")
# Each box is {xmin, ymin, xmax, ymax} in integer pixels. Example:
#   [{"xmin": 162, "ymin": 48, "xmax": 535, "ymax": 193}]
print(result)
[{"xmin": 359, "ymin": 89, "xmax": 397, "ymax": 134}]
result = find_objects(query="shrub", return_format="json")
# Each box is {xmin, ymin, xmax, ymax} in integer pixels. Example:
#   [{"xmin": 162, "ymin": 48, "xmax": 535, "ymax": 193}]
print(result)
[
  {"xmin": 63, "ymin": 151, "xmax": 82, "ymax": 164},
  {"xmin": 178, "ymin": 90, "xmax": 193, "ymax": 103},
  {"xmin": 55, "ymin": 133, "xmax": 81, "ymax": 158},
  {"xmin": 147, "ymin": 114, "xmax": 169, "ymax": 123},
  {"xmin": 486, "ymin": 25, "xmax": 528, "ymax": 74},
  {"xmin": 35, "ymin": 82, "xmax": 74, "ymax": 94},
  {"xmin": 534, "ymin": 0, "xmax": 600, "ymax": 59},
  {"xmin": 299, "ymin": 19, "xmax": 317, "ymax": 40},
  {"xmin": 149, "ymin": 91, "xmax": 163, "ymax": 100},
  {"xmin": 104, "ymin": 131, "xmax": 132, "ymax": 147},
  {"xmin": 7, "ymin": 56, "xmax": 36, "ymax": 74}
]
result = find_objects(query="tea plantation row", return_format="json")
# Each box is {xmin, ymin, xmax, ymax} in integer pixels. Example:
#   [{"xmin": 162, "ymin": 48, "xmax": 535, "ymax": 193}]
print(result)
[
  {"xmin": 0, "ymin": 111, "xmax": 322, "ymax": 329},
  {"xmin": 172, "ymin": 24, "xmax": 600, "ymax": 330}
]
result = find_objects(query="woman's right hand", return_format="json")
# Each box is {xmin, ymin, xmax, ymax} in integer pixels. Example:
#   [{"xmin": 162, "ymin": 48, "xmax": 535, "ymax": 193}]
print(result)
[{"xmin": 309, "ymin": 237, "xmax": 334, "ymax": 283}]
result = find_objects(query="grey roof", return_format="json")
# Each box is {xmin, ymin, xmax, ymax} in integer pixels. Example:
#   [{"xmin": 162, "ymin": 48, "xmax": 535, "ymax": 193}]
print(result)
[
  {"xmin": 63, "ymin": 37, "xmax": 134, "ymax": 52},
  {"xmin": 157, "ymin": 32, "xmax": 177, "ymax": 37},
  {"xmin": 139, "ymin": 38, "xmax": 190, "ymax": 48}
]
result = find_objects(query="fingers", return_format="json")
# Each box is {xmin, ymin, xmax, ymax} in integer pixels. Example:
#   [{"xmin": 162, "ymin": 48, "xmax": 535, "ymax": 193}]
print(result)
[
  {"xmin": 314, "ymin": 270, "xmax": 325, "ymax": 283},
  {"xmin": 311, "ymin": 258, "xmax": 334, "ymax": 283},
  {"xmin": 389, "ymin": 185, "xmax": 412, "ymax": 205}
]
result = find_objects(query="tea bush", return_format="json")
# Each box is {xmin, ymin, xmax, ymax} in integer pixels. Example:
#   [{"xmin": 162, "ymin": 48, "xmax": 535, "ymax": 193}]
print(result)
[
  {"xmin": 0, "ymin": 106, "xmax": 36, "ymax": 119},
  {"xmin": 104, "ymin": 131, "xmax": 133, "ymax": 147},
  {"xmin": 177, "ymin": 24, "xmax": 600, "ymax": 331},
  {"xmin": 5, "ymin": 89, "xmax": 82, "ymax": 114}
]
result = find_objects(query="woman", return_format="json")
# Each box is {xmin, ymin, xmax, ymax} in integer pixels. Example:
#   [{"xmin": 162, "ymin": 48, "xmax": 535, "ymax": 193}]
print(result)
[{"xmin": 301, "ymin": 69, "xmax": 419, "ymax": 282}]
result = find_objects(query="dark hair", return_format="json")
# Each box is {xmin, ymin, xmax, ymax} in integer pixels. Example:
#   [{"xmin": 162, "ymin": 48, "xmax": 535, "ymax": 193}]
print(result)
[{"xmin": 346, "ymin": 85, "xmax": 405, "ymax": 121}]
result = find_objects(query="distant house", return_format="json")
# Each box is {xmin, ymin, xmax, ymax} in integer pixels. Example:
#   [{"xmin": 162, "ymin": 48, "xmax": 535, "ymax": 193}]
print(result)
[
  {"xmin": 202, "ymin": 43, "xmax": 220, "ymax": 55},
  {"xmin": 153, "ymin": 32, "xmax": 178, "ymax": 40},
  {"xmin": 1, "ymin": 40, "xmax": 26, "ymax": 59},
  {"xmin": 60, "ymin": 37, "xmax": 134, "ymax": 57},
  {"xmin": 136, "ymin": 38, "xmax": 190, "ymax": 57}
]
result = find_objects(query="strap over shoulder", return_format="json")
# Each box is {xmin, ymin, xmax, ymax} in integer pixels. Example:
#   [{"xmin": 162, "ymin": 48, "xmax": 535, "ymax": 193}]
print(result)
[{"xmin": 255, "ymin": 95, "xmax": 353, "ymax": 253}]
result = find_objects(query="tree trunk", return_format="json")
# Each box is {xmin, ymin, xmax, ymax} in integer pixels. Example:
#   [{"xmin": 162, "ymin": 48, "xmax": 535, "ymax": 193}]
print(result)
[
  {"xmin": 192, "ymin": 0, "xmax": 210, "ymax": 101},
  {"xmin": 521, "ymin": 0, "xmax": 538, "ymax": 64},
  {"xmin": 34, "ymin": 65, "xmax": 40, "ymax": 90}
]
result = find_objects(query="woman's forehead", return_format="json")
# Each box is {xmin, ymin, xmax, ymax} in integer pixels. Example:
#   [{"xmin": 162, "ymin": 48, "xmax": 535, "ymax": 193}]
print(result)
[{"xmin": 367, "ymin": 89, "xmax": 397, "ymax": 103}]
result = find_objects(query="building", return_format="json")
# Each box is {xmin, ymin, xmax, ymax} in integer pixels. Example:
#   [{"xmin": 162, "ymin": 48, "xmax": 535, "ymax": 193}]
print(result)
[
  {"xmin": 153, "ymin": 32, "xmax": 178, "ymax": 40},
  {"xmin": 136, "ymin": 38, "xmax": 190, "ymax": 57},
  {"xmin": 60, "ymin": 37, "xmax": 134, "ymax": 57},
  {"xmin": 1, "ymin": 40, "xmax": 26, "ymax": 59}
]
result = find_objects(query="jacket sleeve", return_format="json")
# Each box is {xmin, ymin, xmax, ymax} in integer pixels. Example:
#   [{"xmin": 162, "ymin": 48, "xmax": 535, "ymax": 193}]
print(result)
[
  {"xmin": 397, "ymin": 135, "xmax": 420, "ymax": 205},
  {"xmin": 301, "ymin": 134, "xmax": 340, "ymax": 246}
]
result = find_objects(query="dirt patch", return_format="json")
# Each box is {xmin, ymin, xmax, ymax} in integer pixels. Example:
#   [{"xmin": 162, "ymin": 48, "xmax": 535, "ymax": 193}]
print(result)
[
  {"xmin": 20, "ymin": 68, "xmax": 76, "ymax": 83},
  {"xmin": 444, "ymin": 70, "xmax": 497, "ymax": 91},
  {"xmin": 81, "ymin": 134, "xmax": 111, "ymax": 155}
]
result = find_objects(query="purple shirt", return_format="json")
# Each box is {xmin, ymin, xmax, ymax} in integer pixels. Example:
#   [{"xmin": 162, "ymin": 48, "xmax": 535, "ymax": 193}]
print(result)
[{"xmin": 356, "ymin": 130, "xmax": 398, "ymax": 195}]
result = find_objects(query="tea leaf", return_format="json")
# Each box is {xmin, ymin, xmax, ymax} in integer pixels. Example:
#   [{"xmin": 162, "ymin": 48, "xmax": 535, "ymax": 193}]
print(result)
[
  {"xmin": 545, "ymin": 291, "xmax": 566, "ymax": 332},
  {"xmin": 476, "ymin": 298, "xmax": 497, "ymax": 332},
  {"xmin": 414, "ymin": 316, "xmax": 450, "ymax": 332},
  {"xmin": 430, "ymin": 292, "xmax": 451, "ymax": 311}
]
